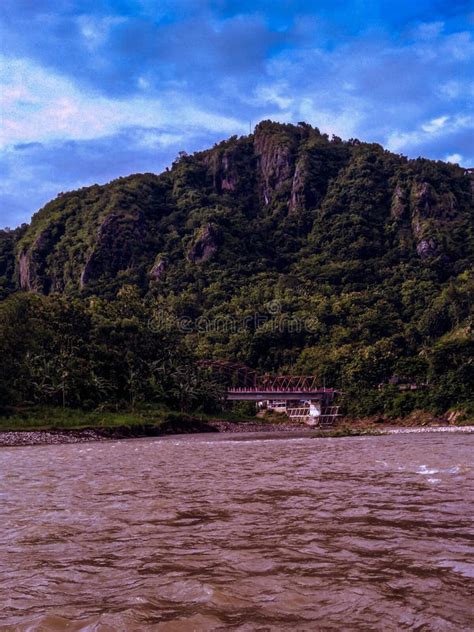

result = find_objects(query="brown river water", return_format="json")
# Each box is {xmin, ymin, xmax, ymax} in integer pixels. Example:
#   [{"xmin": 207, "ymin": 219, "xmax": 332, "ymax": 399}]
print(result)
[{"xmin": 0, "ymin": 432, "xmax": 473, "ymax": 631}]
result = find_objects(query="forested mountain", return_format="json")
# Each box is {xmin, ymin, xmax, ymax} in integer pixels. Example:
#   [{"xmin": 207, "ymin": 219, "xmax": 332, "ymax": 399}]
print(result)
[{"xmin": 1, "ymin": 121, "xmax": 473, "ymax": 417}]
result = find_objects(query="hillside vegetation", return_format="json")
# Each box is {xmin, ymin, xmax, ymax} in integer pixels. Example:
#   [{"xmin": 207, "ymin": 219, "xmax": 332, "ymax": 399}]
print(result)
[{"xmin": 1, "ymin": 121, "xmax": 473, "ymax": 419}]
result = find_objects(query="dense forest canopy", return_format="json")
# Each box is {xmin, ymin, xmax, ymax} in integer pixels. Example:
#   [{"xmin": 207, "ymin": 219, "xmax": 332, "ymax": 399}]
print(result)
[{"xmin": 1, "ymin": 121, "xmax": 473, "ymax": 418}]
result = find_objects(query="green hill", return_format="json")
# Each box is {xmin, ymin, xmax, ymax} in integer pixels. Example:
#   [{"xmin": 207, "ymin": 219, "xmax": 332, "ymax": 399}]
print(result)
[{"xmin": 1, "ymin": 121, "xmax": 473, "ymax": 418}]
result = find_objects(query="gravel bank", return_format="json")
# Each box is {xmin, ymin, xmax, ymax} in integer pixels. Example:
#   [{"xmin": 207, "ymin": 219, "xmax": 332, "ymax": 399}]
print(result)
[
  {"xmin": 386, "ymin": 425, "xmax": 474, "ymax": 434},
  {"xmin": 0, "ymin": 421, "xmax": 472, "ymax": 447},
  {"xmin": 0, "ymin": 429, "xmax": 109, "ymax": 447},
  {"xmin": 207, "ymin": 420, "xmax": 316, "ymax": 433},
  {"xmin": 0, "ymin": 421, "xmax": 316, "ymax": 447}
]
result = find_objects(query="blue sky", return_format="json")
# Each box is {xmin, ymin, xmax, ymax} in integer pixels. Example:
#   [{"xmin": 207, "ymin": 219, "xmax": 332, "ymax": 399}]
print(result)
[{"xmin": 1, "ymin": 0, "xmax": 473, "ymax": 228}]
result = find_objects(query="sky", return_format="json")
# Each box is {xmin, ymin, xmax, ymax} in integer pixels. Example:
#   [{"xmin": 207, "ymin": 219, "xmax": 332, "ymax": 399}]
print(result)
[{"xmin": 1, "ymin": 1, "xmax": 473, "ymax": 228}]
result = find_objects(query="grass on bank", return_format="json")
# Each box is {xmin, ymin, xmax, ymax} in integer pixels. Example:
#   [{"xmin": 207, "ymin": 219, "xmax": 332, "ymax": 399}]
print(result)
[
  {"xmin": 0, "ymin": 405, "xmax": 472, "ymax": 434},
  {"xmin": 0, "ymin": 406, "xmax": 381, "ymax": 438},
  {"xmin": 0, "ymin": 404, "xmax": 260, "ymax": 433}
]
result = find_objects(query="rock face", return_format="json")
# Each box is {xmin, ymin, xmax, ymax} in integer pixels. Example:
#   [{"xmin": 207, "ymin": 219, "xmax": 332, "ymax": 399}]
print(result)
[
  {"xmin": 289, "ymin": 157, "xmax": 307, "ymax": 212},
  {"xmin": 150, "ymin": 256, "xmax": 169, "ymax": 280},
  {"xmin": 80, "ymin": 211, "xmax": 146, "ymax": 288},
  {"xmin": 388, "ymin": 177, "xmax": 466, "ymax": 260},
  {"xmin": 18, "ymin": 250, "xmax": 36, "ymax": 292},
  {"xmin": 411, "ymin": 182, "xmax": 435, "ymax": 219},
  {"xmin": 391, "ymin": 184, "xmax": 409, "ymax": 220},
  {"xmin": 19, "ymin": 226, "xmax": 61, "ymax": 293},
  {"xmin": 416, "ymin": 238, "xmax": 438, "ymax": 259},
  {"xmin": 187, "ymin": 224, "xmax": 221, "ymax": 263},
  {"xmin": 408, "ymin": 181, "xmax": 459, "ymax": 260},
  {"xmin": 205, "ymin": 149, "xmax": 239, "ymax": 193},
  {"xmin": 254, "ymin": 123, "xmax": 297, "ymax": 205},
  {"xmin": 219, "ymin": 154, "xmax": 238, "ymax": 192}
]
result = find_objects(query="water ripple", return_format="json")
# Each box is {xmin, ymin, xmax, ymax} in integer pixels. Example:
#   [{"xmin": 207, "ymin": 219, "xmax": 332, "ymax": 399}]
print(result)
[{"xmin": 0, "ymin": 433, "xmax": 472, "ymax": 630}]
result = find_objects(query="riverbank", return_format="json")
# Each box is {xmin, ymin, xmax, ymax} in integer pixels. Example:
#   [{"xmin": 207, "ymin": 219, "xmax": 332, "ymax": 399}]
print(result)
[
  {"xmin": 0, "ymin": 415, "xmax": 473, "ymax": 447},
  {"xmin": 0, "ymin": 417, "xmax": 327, "ymax": 447},
  {"xmin": 1, "ymin": 405, "xmax": 473, "ymax": 447},
  {"xmin": 0, "ymin": 406, "xmax": 322, "ymax": 447}
]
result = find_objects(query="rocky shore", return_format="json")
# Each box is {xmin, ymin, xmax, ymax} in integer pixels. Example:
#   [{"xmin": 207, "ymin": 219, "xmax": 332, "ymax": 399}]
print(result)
[
  {"xmin": 206, "ymin": 419, "xmax": 317, "ymax": 434},
  {"xmin": 0, "ymin": 429, "xmax": 110, "ymax": 447},
  {"xmin": 0, "ymin": 418, "xmax": 473, "ymax": 447},
  {"xmin": 0, "ymin": 418, "xmax": 316, "ymax": 447}
]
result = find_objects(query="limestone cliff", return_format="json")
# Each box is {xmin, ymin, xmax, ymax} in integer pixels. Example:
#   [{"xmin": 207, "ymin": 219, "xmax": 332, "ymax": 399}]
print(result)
[{"xmin": 253, "ymin": 121, "xmax": 298, "ymax": 205}]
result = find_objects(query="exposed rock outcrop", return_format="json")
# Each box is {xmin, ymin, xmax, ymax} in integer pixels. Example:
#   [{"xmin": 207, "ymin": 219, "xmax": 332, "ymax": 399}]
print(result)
[
  {"xmin": 410, "ymin": 181, "xmax": 458, "ymax": 222},
  {"xmin": 18, "ymin": 250, "xmax": 37, "ymax": 292},
  {"xmin": 387, "ymin": 176, "xmax": 466, "ymax": 261},
  {"xmin": 149, "ymin": 256, "xmax": 169, "ymax": 280},
  {"xmin": 18, "ymin": 226, "xmax": 60, "ymax": 293},
  {"xmin": 204, "ymin": 149, "xmax": 240, "ymax": 193},
  {"xmin": 408, "ymin": 181, "xmax": 458, "ymax": 259},
  {"xmin": 187, "ymin": 224, "xmax": 222, "ymax": 263},
  {"xmin": 416, "ymin": 238, "xmax": 438, "ymax": 259},
  {"xmin": 410, "ymin": 181, "xmax": 435, "ymax": 219},
  {"xmin": 410, "ymin": 182, "xmax": 438, "ymax": 259},
  {"xmin": 80, "ymin": 211, "xmax": 146, "ymax": 288},
  {"xmin": 391, "ymin": 184, "xmax": 409, "ymax": 219},
  {"xmin": 254, "ymin": 124, "xmax": 297, "ymax": 205},
  {"xmin": 289, "ymin": 157, "xmax": 306, "ymax": 212}
]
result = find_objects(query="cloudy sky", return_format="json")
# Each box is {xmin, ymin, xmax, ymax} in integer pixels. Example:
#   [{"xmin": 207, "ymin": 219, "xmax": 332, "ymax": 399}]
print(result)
[{"xmin": 1, "ymin": 0, "xmax": 473, "ymax": 227}]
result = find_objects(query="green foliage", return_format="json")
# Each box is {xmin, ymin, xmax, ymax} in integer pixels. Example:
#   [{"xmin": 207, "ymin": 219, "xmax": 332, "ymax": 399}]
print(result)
[
  {"xmin": 0, "ymin": 226, "xmax": 26, "ymax": 299},
  {"xmin": 0, "ymin": 121, "xmax": 473, "ymax": 418},
  {"xmin": 0, "ymin": 287, "xmax": 223, "ymax": 414}
]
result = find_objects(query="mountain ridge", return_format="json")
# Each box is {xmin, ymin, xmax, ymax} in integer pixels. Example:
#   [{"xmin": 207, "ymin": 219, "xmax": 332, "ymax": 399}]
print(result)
[{"xmin": 2, "ymin": 120, "xmax": 472, "ymax": 298}]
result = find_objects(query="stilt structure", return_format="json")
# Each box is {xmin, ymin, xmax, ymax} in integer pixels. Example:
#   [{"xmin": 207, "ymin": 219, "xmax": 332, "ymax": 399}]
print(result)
[{"xmin": 199, "ymin": 361, "xmax": 342, "ymax": 426}]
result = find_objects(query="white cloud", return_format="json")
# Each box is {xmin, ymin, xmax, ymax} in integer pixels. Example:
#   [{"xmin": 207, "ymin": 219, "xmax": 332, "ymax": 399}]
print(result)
[
  {"xmin": 445, "ymin": 153, "xmax": 462, "ymax": 164},
  {"xmin": 250, "ymin": 47, "xmax": 365, "ymax": 140},
  {"xmin": 296, "ymin": 97, "xmax": 362, "ymax": 139},
  {"xmin": 421, "ymin": 115, "xmax": 449, "ymax": 133},
  {"xmin": 251, "ymin": 83, "xmax": 294, "ymax": 109},
  {"xmin": 387, "ymin": 114, "xmax": 473, "ymax": 153},
  {"xmin": 135, "ymin": 130, "xmax": 186, "ymax": 149},
  {"xmin": 0, "ymin": 56, "xmax": 247, "ymax": 149}
]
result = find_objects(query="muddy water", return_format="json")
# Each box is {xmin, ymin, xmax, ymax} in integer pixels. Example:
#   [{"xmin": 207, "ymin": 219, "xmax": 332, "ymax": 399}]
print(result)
[{"xmin": 0, "ymin": 433, "xmax": 473, "ymax": 631}]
